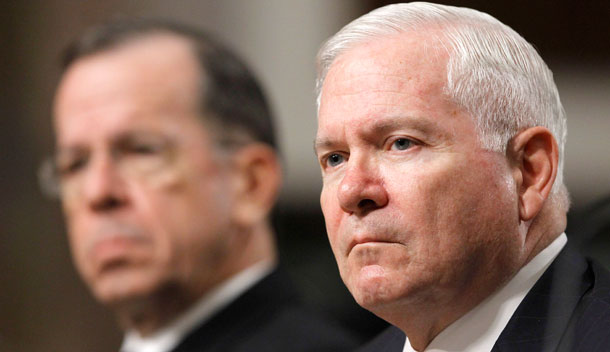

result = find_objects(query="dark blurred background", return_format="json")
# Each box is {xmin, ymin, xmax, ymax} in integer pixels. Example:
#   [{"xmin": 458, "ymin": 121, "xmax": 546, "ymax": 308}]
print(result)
[{"xmin": 1, "ymin": 1, "xmax": 609, "ymax": 351}]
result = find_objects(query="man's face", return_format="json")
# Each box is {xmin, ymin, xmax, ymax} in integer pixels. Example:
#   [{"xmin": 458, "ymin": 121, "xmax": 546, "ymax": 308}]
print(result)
[
  {"xmin": 54, "ymin": 35, "xmax": 240, "ymax": 305},
  {"xmin": 316, "ymin": 34, "xmax": 524, "ymax": 316}
]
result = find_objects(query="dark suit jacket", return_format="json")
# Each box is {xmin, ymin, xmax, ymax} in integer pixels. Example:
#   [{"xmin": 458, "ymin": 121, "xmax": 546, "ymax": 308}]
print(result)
[
  {"xmin": 357, "ymin": 245, "xmax": 610, "ymax": 352},
  {"xmin": 171, "ymin": 269, "xmax": 358, "ymax": 352}
]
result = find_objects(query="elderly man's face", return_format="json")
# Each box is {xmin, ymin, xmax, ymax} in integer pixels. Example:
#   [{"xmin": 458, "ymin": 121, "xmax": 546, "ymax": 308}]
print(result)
[
  {"xmin": 54, "ymin": 35, "xmax": 239, "ymax": 305},
  {"xmin": 316, "ymin": 34, "xmax": 524, "ymax": 315}
]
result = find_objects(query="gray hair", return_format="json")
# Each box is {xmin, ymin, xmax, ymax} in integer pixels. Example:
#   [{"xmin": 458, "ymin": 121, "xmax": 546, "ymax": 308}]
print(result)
[{"xmin": 316, "ymin": 2, "xmax": 568, "ymax": 207}]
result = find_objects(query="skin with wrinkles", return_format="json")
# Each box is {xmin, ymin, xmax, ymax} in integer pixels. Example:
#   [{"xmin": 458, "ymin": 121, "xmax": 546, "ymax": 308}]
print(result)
[
  {"xmin": 54, "ymin": 34, "xmax": 247, "ymax": 333},
  {"xmin": 316, "ymin": 33, "xmax": 531, "ymax": 349}
]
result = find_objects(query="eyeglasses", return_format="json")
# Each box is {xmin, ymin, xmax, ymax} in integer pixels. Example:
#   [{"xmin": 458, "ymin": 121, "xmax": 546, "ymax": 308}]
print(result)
[
  {"xmin": 38, "ymin": 129, "xmax": 251, "ymax": 201},
  {"xmin": 38, "ymin": 133, "xmax": 177, "ymax": 201},
  {"xmin": 38, "ymin": 156, "xmax": 62, "ymax": 199}
]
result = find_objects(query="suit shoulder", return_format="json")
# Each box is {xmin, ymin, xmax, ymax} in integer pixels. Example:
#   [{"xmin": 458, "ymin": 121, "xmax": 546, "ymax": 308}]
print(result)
[
  {"xmin": 590, "ymin": 260, "xmax": 610, "ymax": 299},
  {"xmin": 559, "ymin": 259, "xmax": 610, "ymax": 351},
  {"xmin": 356, "ymin": 326, "xmax": 405, "ymax": 352},
  {"xmin": 242, "ymin": 305, "xmax": 360, "ymax": 352},
  {"xmin": 578, "ymin": 259, "xmax": 610, "ymax": 319}
]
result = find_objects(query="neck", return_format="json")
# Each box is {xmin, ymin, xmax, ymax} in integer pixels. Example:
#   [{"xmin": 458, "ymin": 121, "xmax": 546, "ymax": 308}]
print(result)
[
  {"xmin": 115, "ymin": 284, "xmax": 199, "ymax": 336},
  {"xmin": 522, "ymin": 202, "xmax": 566, "ymax": 264},
  {"xmin": 386, "ymin": 208, "xmax": 566, "ymax": 350},
  {"xmin": 380, "ymin": 279, "xmax": 508, "ymax": 351}
]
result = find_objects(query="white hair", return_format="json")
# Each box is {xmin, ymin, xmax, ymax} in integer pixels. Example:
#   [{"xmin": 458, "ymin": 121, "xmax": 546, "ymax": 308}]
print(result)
[{"xmin": 316, "ymin": 2, "xmax": 569, "ymax": 208}]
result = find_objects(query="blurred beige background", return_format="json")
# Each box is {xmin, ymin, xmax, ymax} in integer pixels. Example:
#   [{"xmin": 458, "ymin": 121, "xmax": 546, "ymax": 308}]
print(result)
[{"xmin": 1, "ymin": 1, "xmax": 608, "ymax": 351}]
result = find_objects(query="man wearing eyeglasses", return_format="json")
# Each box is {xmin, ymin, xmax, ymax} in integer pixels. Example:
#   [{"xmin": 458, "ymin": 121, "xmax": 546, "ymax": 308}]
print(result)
[{"xmin": 46, "ymin": 19, "xmax": 356, "ymax": 352}]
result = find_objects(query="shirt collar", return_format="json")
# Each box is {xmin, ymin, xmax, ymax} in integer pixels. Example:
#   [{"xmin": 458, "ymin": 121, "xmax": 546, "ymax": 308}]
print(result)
[
  {"xmin": 120, "ymin": 260, "xmax": 275, "ymax": 352},
  {"xmin": 403, "ymin": 233, "xmax": 567, "ymax": 352}
]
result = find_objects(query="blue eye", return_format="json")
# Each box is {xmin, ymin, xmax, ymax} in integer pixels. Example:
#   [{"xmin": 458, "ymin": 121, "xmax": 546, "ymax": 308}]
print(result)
[
  {"xmin": 391, "ymin": 138, "xmax": 412, "ymax": 151},
  {"xmin": 327, "ymin": 153, "xmax": 345, "ymax": 167}
]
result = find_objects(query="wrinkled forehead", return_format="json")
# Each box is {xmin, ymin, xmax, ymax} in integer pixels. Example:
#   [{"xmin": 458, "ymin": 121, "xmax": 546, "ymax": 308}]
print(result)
[
  {"xmin": 315, "ymin": 31, "xmax": 480, "ymax": 150},
  {"xmin": 319, "ymin": 32, "xmax": 453, "ymax": 117},
  {"xmin": 320, "ymin": 31, "xmax": 450, "ymax": 105}
]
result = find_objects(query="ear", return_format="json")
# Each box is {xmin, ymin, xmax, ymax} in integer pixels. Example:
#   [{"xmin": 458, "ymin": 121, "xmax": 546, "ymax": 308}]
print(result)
[
  {"xmin": 508, "ymin": 127, "xmax": 558, "ymax": 221},
  {"xmin": 228, "ymin": 143, "xmax": 282, "ymax": 228}
]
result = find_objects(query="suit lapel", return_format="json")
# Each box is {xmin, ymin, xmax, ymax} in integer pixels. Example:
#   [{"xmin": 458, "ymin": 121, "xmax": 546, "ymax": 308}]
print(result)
[
  {"xmin": 492, "ymin": 245, "xmax": 593, "ymax": 352},
  {"xmin": 356, "ymin": 326, "xmax": 404, "ymax": 352},
  {"xmin": 172, "ymin": 270, "xmax": 297, "ymax": 352}
]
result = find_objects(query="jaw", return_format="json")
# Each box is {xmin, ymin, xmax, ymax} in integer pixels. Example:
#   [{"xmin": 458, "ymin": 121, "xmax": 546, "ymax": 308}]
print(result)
[
  {"xmin": 89, "ymin": 266, "xmax": 158, "ymax": 305},
  {"xmin": 342, "ymin": 248, "xmax": 415, "ymax": 313}
]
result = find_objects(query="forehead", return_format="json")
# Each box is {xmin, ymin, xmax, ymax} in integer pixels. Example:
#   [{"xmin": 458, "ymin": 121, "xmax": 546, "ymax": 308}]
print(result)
[
  {"xmin": 315, "ymin": 31, "xmax": 484, "ymax": 155},
  {"xmin": 332, "ymin": 31, "xmax": 446, "ymax": 80},
  {"xmin": 321, "ymin": 32, "xmax": 449, "ymax": 110},
  {"xmin": 53, "ymin": 34, "xmax": 203, "ymax": 143},
  {"xmin": 316, "ymin": 32, "xmax": 473, "ymax": 136}
]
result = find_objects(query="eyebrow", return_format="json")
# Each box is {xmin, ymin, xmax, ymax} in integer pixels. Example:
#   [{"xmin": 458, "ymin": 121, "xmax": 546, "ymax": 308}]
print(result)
[
  {"xmin": 369, "ymin": 116, "xmax": 440, "ymax": 137},
  {"xmin": 313, "ymin": 138, "xmax": 335, "ymax": 157},
  {"xmin": 55, "ymin": 144, "xmax": 86, "ymax": 160},
  {"xmin": 56, "ymin": 129, "xmax": 176, "ymax": 156},
  {"xmin": 314, "ymin": 115, "xmax": 444, "ymax": 156}
]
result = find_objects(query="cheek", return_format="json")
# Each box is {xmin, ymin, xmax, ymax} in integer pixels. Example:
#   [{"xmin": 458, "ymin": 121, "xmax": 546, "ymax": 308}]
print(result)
[
  {"xmin": 128, "ymin": 168, "xmax": 202, "ymax": 260},
  {"xmin": 320, "ymin": 185, "xmax": 344, "ymax": 255},
  {"xmin": 62, "ymin": 197, "xmax": 93, "ymax": 258},
  {"xmin": 135, "ymin": 161, "xmax": 232, "ymax": 263},
  {"xmin": 381, "ymin": 163, "xmax": 444, "ymax": 238},
  {"xmin": 411, "ymin": 155, "xmax": 517, "ymax": 261},
  {"xmin": 396, "ymin": 153, "xmax": 511, "ymax": 220},
  {"xmin": 136, "ymin": 154, "xmax": 220, "ymax": 216},
  {"xmin": 137, "ymin": 155, "xmax": 191, "ymax": 192},
  {"xmin": 63, "ymin": 205, "xmax": 98, "ymax": 275},
  {"xmin": 385, "ymin": 154, "xmax": 515, "ymax": 255},
  {"xmin": 66, "ymin": 223, "xmax": 93, "ymax": 277}
]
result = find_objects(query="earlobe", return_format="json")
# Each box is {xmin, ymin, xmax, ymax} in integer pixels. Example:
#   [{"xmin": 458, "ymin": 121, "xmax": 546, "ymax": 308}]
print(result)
[
  {"xmin": 509, "ymin": 127, "xmax": 558, "ymax": 221},
  {"xmin": 229, "ymin": 143, "xmax": 282, "ymax": 227}
]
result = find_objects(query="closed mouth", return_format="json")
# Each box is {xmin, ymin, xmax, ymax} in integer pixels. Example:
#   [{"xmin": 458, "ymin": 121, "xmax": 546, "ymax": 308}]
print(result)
[{"xmin": 347, "ymin": 238, "xmax": 396, "ymax": 255}]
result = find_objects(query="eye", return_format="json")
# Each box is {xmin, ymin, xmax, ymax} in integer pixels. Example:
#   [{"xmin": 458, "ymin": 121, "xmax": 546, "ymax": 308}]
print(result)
[
  {"xmin": 129, "ymin": 143, "xmax": 162, "ymax": 155},
  {"xmin": 120, "ymin": 136, "xmax": 169, "ymax": 156},
  {"xmin": 390, "ymin": 138, "xmax": 412, "ymax": 151},
  {"xmin": 326, "ymin": 153, "xmax": 345, "ymax": 167},
  {"xmin": 57, "ymin": 155, "xmax": 87, "ymax": 177}
]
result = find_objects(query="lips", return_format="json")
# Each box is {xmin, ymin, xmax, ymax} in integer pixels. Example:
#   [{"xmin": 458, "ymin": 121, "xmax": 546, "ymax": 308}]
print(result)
[
  {"xmin": 87, "ymin": 235, "xmax": 143, "ymax": 269},
  {"xmin": 83, "ymin": 221, "xmax": 150, "ymax": 270},
  {"xmin": 92, "ymin": 235, "xmax": 138, "ymax": 257},
  {"xmin": 347, "ymin": 235, "xmax": 397, "ymax": 256}
]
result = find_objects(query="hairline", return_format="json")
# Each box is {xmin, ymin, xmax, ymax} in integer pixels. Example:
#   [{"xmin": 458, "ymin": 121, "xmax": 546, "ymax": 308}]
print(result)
[
  {"xmin": 60, "ymin": 20, "xmax": 277, "ymax": 152},
  {"xmin": 315, "ymin": 3, "xmax": 569, "ymax": 210},
  {"xmin": 61, "ymin": 30, "xmax": 233, "ymax": 145}
]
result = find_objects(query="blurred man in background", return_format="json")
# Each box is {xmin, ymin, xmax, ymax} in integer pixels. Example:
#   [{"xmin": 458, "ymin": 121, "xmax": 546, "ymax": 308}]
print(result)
[
  {"xmin": 48, "ymin": 19, "xmax": 356, "ymax": 352},
  {"xmin": 314, "ymin": 2, "xmax": 610, "ymax": 351}
]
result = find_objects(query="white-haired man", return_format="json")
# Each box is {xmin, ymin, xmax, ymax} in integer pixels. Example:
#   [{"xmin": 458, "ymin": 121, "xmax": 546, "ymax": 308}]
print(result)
[{"xmin": 314, "ymin": 2, "xmax": 610, "ymax": 351}]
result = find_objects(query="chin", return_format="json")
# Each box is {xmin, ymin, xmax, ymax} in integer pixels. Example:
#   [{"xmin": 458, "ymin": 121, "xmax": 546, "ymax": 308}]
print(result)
[
  {"xmin": 347, "ymin": 264, "xmax": 398, "ymax": 310},
  {"xmin": 89, "ymin": 268, "xmax": 162, "ymax": 306}
]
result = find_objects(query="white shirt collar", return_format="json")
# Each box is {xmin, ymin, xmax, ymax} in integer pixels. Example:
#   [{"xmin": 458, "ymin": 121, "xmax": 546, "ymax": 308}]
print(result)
[
  {"xmin": 403, "ymin": 233, "xmax": 567, "ymax": 352},
  {"xmin": 120, "ymin": 260, "xmax": 275, "ymax": 352}
]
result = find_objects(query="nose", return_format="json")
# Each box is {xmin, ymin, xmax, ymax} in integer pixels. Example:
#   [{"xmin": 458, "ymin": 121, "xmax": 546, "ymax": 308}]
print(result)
[
  {"xmin": 82, "ymin": 154, "xmax": 128, "ymax": 212},
  {"xmin": 337, "ymin": 157, "xmax": 388, "ymax": 216}
]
